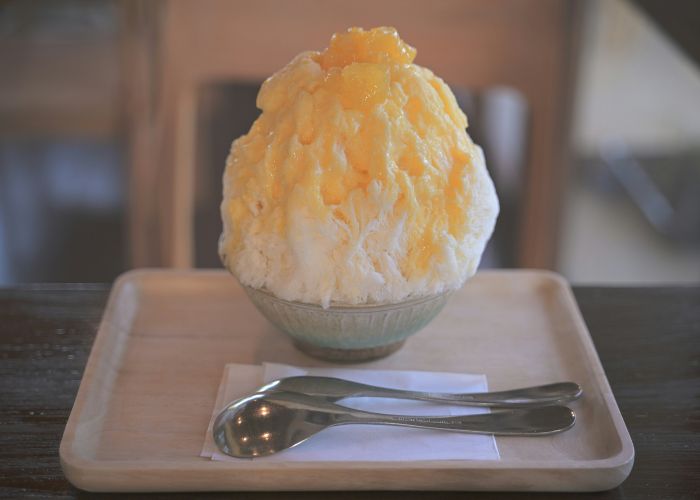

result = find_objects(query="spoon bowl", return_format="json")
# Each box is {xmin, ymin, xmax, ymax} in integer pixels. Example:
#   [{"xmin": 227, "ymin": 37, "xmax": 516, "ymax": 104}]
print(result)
[{"xmin": 213, "ymin": 393, "xmax": 334, "ymax": 457}]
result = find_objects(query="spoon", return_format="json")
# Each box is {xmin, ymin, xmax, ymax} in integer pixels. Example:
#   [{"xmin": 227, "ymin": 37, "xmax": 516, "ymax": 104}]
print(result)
[
  {"xmin": 258, "ymin": 376, "xmax": 582, "ymax": 407},
  {"xmin": 213, "ymin": 391, "xmax": 576, "ymax": 458}
]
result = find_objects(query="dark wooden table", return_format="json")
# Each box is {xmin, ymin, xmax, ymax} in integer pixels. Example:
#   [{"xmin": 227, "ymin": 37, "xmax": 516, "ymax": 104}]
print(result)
[{"xmin": 1, "ymin": 284, "xmax": 698, "ymax": 499}]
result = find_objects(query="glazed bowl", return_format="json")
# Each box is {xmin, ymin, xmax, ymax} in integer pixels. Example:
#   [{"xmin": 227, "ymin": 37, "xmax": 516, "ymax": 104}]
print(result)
[{"xmin": 242, "ymin": 285, "xmax": 451, "ymax": 362}]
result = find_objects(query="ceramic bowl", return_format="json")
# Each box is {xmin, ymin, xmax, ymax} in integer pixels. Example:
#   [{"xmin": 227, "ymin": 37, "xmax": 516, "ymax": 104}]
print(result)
[{"xmin": 242, "ymin": 285, "xmax": 451, "ymax": 362}]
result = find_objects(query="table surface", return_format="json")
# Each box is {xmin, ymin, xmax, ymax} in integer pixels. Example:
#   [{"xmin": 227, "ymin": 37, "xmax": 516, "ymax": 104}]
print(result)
[{"xmin": 0, "ymin": 283, "xmax": 698, "ymax": 499}]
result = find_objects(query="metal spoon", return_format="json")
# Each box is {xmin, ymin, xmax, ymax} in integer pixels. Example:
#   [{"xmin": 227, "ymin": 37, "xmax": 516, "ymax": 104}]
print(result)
[
  {"xmin": 258, "ymin": 376, "xmax": 582, "ymax": 407},
  {"xmin": 213, "ymin": 391, "xmax": 576, "ymax": 458}
]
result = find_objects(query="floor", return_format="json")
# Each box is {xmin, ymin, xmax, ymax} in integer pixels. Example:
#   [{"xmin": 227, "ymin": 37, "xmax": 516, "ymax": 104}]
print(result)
[
  {"xmin": 559, "ymin": 180, "xmax": 700, "ymax": 285},
  {"xmin": 559, "ymin": 0, "xmax": 700, "ymax": 285},
  {"xmin": 0, "ymin": 140, "xmax": 126, "ymax": 284}
]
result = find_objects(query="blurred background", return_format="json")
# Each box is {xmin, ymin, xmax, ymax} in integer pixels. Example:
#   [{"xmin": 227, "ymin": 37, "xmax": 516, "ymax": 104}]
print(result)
[{"xmin": 0, "ymin": 0, "xmax": 698, "ymax": 285}]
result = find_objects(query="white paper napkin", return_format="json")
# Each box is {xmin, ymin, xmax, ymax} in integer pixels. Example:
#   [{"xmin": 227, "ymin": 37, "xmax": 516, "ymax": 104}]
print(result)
[{"xmin": 201, "ymin": 362, "xmax": 500, "ymax": 462}]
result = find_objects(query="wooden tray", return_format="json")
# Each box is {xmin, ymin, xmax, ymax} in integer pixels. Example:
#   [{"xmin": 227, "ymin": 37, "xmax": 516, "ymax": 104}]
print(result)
[{"xmin": 60, "ymin": 269, "xmax": 634, "ymax": 492}]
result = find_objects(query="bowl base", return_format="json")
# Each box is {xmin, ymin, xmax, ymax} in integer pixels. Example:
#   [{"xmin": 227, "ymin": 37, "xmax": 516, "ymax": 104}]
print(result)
[{"xmin": 293, "ymin": 339, "xmax": 405, "ymax": 363}]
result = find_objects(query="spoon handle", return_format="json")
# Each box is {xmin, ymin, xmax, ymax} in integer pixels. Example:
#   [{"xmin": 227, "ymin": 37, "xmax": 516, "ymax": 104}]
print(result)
[
  {"xmin": 366, "ymin": 382, "xmax": 582, "ymax": 407},
  {"xmin": 263, "ymin": 376, "xmax": 583, "ymax": 407},
  {"xmin": 338, "ymin": 405, "xmax": 575, "ymax": 436}
]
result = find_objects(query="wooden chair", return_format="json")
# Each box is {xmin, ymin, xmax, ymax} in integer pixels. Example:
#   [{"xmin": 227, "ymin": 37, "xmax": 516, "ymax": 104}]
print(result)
[{"xmin": 123, "ymin": 0, "xmax": 583, "ymax": 269}]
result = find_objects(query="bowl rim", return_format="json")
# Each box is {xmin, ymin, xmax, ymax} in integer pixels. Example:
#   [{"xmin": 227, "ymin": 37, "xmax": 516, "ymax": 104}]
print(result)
[{"xmin": 241, "ymin": 284, "xmax": 452, "ymax": 312}]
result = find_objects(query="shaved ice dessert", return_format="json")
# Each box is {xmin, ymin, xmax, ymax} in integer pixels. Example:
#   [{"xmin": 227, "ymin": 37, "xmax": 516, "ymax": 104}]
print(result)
[{"xmin": 220, "ymin": 27, "xmax": 498, "ymax": 310}]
